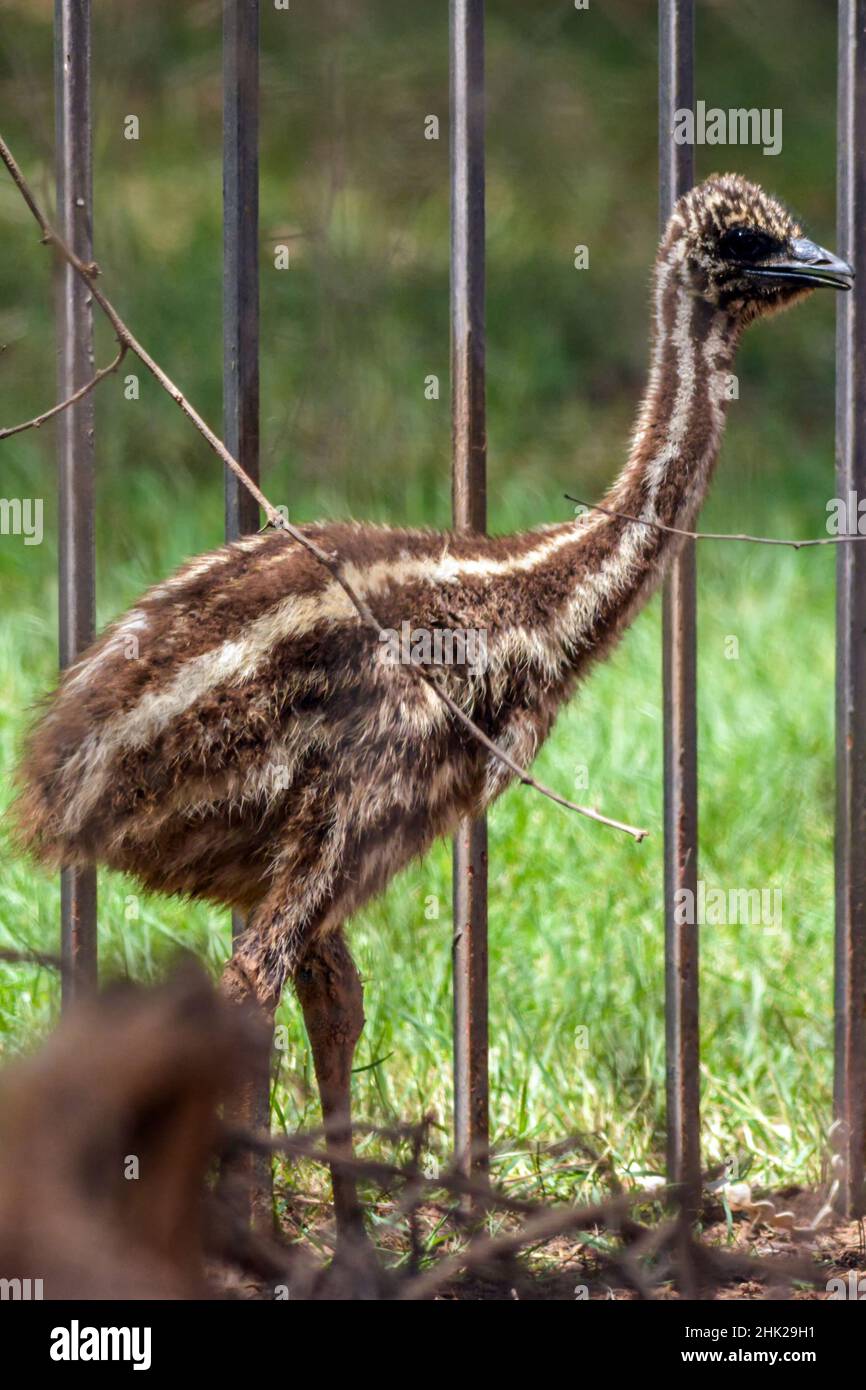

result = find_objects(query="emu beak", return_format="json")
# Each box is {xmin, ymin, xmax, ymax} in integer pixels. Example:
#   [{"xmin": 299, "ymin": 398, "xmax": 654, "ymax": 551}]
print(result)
[{"xmin": 748, "ymin": 238, "xmax": 855, "ymax": 291}]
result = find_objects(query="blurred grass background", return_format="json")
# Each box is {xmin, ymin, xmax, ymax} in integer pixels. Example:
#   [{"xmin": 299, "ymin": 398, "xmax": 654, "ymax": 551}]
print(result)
[{"xmin": 0, "ymin": 0, "xmax": 844, "ymax": 1209}]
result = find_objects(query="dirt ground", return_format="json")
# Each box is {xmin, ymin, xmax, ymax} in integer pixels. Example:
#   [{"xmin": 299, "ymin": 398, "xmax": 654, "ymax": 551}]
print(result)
[
  {"xmin": 275, "ymin": 1184, "xmax": 866, "ymax": 1300},
  {"xmin": 449, "ymin": 1189, "xmax": 865, "ymax": 1301}
]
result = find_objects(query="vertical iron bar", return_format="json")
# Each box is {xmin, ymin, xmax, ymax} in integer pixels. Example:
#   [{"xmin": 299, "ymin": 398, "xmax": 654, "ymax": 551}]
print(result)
[
  {"xmin": 450, "ymin": 0, "xmax": 489, "ymax": 1188},
  {"xmin": 223, "ymin": 0, "xmax": 260, "ymax": 951},
  {"xmin": 223, "ymin": 0, "xmax": 260, "ymax": 548},
  {"xmin": 55, "ymin": 0, "xmax": 97, "ymax": 1005},
  {"xmin": 222, "ymin": 1, "xmax": 269, "ymax": 1225},
  {"xmin": 834, "ymin": 0, "xmax": 866, "ymax": 1219},
  {"xmin": 659, "ymin": 0, "xmax": 700, "ymax": 1218}
]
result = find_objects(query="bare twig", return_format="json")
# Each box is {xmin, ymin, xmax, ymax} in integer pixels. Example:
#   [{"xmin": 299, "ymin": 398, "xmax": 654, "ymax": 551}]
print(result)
[
  {"xmin": 396, "ymin": 1196, "xmax": 632, "ymax": 1300},
  {"xmin": 0, "ymin": 342, "xmax": 127, "ymax": 440},
  {"xmin": 0, "ymin": 131, "xmax": 648, "ymax": 842},
  {"xmin": 566, "ymin": 493, "xmax": 866, "ymax": 550},
  {"xmin": 416, "ymin": 672, "xmax": 648, "ymax": 839},
  {"xmin": 0, "ymin": 947, "xmax": 61, "ymax": 970},
  {"xmin": 254, "ymin": 1128, "xmax": 542, "ymax": 1219}
]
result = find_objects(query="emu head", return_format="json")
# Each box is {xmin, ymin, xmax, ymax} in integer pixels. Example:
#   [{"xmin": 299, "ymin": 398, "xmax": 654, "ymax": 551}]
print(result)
[{"xmin": 665, "ymin": 172, "xmax": 853, "ymax": 324}]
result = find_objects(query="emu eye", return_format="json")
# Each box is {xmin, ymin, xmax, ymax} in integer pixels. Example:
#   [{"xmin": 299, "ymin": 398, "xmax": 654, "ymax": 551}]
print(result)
[{"xmin": 718, "ymin": 226, "xmax": 776, "ymax": 263}]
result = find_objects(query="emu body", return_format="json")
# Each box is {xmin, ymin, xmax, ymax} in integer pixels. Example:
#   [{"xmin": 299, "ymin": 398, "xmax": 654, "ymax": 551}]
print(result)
[{"xmin": 14, "ymin": 175, "xmax": 852, "ymax": 1239}]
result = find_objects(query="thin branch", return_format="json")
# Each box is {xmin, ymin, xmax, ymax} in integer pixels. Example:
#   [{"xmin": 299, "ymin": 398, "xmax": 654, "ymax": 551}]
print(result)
[
  {"xmin": 397, "ymin": 1197, "xmax": 633, "ymax": 1301},
  {"xmin": 0, "ymin": 132, "xmax": 647, "ymax": 842},
  {"xmin": 0, "ymin": 342, "xmax": 127, "ymax": 440},
  {"xmin": 264, "ymin": 1126, "xmax": 614, "ymax": 1222},
  {"xmin": 418, "ymin": 671, "xmax": 647, "ymax": 839},
  {"xmin": 566, "ymin": 493, "xmax": 866, "ymax": 551},
  {"xmin": 0, "ymin": 134, "xmax": 287, "ymax": 532},
  {"xmin": 0, "ymin": 947, "xmax": 61, "ymax": 970}
]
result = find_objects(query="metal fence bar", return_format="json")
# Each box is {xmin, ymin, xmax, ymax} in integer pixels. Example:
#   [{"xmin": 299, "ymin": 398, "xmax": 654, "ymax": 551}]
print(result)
[
  {"xmin": 55, "ymin": 0, "xmax": 97, "ymax": 1006},
  {"xmin": 450, "ymin": 0, "xmax": 489, "ymax": 1188},
  {"xmin": 221, "ymin": 0, "xmax": 268, "ymax": 1227},
  {"xmin": 223, "ymin": 0, "xmax": 260, "ymax": 957},
  {"xmin": 659, "ymin": 0, "xmax": 701, "ymax": 1217},
  {"xmin": 223, "ymin": 0, "xmax": 260, "ymax": 550},
  {"xmin": 834, "ymin": 0, "xmax": 866, "ymax": 1219}
]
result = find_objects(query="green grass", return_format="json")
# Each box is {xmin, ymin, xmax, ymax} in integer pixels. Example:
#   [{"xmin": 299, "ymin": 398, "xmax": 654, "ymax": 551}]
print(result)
[{"xmin": 0, "ymin": 441, "xmax": 839, "ymax": 1205}]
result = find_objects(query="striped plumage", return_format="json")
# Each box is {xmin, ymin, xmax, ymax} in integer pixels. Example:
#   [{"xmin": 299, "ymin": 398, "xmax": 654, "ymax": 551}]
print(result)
[{"xmin": 14, "ymin": 174, "xmax": 851, "ymax": 1238}]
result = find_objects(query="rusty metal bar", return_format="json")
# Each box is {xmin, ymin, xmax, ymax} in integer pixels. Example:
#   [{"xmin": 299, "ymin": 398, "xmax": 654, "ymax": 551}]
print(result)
[
  {"xmin": 450, "ymin": 0, "xmax": 489, "ymax": 1188},
  {"xmin": 221, "ymin": 0, "xmax": 269, "ymax": 1226},
  {"xmin": 223, "ymin": 0, "xmax": 260, "ymax": 951},
  {"xmin": 222, "ymin": 0, "xmax": 262, "ymax": 999},
  {"xmin": 223, "ymin": 0, "xmax": 260, "ymax": 548},
  {"xmin": 55, "ymin": 0, "xmax": 97, "ymax": 1005},
  {"xmin": 834, "ymin": 0, "xmax": 866, "ymax": 1219},
  {"xmin": 659, "ymin": 0, "xmax": 700, "ymax": 1218}
]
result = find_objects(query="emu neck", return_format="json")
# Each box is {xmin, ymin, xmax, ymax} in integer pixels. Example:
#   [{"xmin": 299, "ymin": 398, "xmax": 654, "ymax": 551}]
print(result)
[
  {"xmin": 544, "ymin": 257, "xmax": 741, "ymax": 665},
  {"xmin": 607, "ymin": 253, "xmax": 740, "ymax": 532}
]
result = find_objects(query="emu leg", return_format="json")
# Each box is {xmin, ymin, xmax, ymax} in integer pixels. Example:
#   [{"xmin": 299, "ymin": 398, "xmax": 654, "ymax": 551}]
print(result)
[
  {"xmin": 294, "ymin": 930, "xmax": 366, "ymax": 1242},
  {"xmin": 219, "ymin": 954, "xmax": 278, "ymax": 1232}
]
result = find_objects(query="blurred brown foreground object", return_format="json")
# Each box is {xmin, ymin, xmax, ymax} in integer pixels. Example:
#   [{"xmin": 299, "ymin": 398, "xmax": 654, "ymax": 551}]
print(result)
[{"xmin": 0, "ymin": 964, "xmax": 269, "ymax": 1299}]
